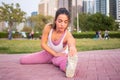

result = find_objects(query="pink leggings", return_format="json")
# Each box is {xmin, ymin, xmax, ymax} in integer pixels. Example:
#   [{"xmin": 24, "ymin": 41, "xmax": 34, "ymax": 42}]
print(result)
[{"xmin": 20, "ymin": 50, "xmax": 67, "ymax": 72}]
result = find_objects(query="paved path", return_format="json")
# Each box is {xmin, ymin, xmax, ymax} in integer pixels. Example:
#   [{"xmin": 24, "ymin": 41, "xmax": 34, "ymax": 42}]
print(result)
[{"xmin": 0, "ymin": 49, "xmax": 120, "ymax": 80}]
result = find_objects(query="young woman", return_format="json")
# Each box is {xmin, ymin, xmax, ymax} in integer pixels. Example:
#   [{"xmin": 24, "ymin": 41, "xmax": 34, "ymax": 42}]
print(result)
[{"xmin": 20, "ymin": 8, "xmax": 78, "ymax": 77}]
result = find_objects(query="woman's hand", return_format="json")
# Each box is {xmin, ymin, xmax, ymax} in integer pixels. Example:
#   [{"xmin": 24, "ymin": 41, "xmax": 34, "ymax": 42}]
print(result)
[{"xmin": 69, "ymin": 46, "xmax": 77, "ymax": 56}]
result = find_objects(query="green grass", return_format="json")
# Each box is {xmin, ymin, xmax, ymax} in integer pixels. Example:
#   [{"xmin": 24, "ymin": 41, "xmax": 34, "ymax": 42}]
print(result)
[
  {"xmin": 0, "ymin": 38, "xmax": 120, "ymax": 54},
  {"xmin": 76, "ymin": 38, "xmax": 120, "ymax": 51},
  {"xmin": 0, "ymin": 40, "xmax": 41, "ymax": 54}
]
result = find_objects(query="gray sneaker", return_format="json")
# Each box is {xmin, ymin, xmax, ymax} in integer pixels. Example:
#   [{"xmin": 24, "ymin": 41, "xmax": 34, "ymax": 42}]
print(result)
[{"xmin": 66, "ymin": 54, "xmax": 78, "ymax": 77}]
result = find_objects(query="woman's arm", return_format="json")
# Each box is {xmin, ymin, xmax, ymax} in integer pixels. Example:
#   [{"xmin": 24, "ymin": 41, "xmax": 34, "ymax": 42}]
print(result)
[
  {"xmin": 41, "ymin": 23, "xmax": 66, "ymax": 57},
  {"xmin": 41, "ymin": 24, "xmax": 57, "ymax": 56},
  {"xmin": 67, "ymin": 31, "xmax": 77, "ymax": 56}
]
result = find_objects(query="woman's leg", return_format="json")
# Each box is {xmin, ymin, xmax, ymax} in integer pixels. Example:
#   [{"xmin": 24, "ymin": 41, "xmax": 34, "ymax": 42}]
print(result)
[
  {"xmin": 20, "ymin": 50, "xmax": 53, "ymax": 64},
  {"xmin": 52, "ymin": 56, "xmax": 67, "ymax": 72}
]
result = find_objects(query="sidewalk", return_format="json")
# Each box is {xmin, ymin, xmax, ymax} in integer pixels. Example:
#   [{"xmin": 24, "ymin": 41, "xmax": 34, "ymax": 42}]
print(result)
[{"xmin": 0, "ymin": 49, "xmax": 120, "ymax": 80}]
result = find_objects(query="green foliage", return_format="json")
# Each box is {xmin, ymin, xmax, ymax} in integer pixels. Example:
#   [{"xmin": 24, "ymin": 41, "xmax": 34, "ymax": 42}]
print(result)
[
  {"xmin": 72, "ymin": 32, "xmax": 94, "ymax": 38},
  {"xmin": 0, "ymin": 31, "xmax": 120, "ymax": 39},
  {"xmin": 33, "ymin": 32, "xmax": 42, "ymax": 38},
  {"xmin": 108, "ymin": 31, "xmax": 120, "ymax": 38},
  {"xmin": 74, "ymin": 13, "xmax": 119, "ymax": 31},
  {"xmin": 0, "ymin": 32, "xmax": 8, "ymax": 38},
  {"xmin": 0, "ymin": 32, "xmax": 42, "ymax": 38},
  {"xmin": 0, "ymin": 2, "xmax": 26, "ymax": 29},
  {"xmin": 72, "ymin": 31, "xmax": 120, "ymax": 38},
  {"xmin": 74, "ymin": 13, "xmax": 89, "ymax": 31},
  {"xmin": 27, "ymin": 14, "xmax": 53, "ymax": 32},
  {"xmin": 21, "ymin": 26, "xmax": 32, "ymax": 33},
  {"xmin": 0, "ymin": 39, "xmax": 120, "ymax": 54}
]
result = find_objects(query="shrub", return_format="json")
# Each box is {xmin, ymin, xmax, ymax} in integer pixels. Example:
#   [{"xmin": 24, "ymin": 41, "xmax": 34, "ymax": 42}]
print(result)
[
  {"xmin": 0, "ymin": 31, "xmax": 119, "ymax": 39},
  {"xmin": 0, "ymin": 32, "xmax": 8, "ymax": 38},
  {"xmin": 72, "ymin": 31, "xmax": 120, "ymax": 38}
]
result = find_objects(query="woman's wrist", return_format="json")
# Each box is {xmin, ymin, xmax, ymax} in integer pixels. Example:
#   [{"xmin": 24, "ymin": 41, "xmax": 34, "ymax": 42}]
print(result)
[{"xmin": 69, "ymin": 46, "xmax": 76, "ymax": 50}]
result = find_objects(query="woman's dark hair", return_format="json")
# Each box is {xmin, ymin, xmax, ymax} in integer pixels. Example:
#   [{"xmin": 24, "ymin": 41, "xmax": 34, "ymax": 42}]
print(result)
[{"xmin": 53, "ymin": 8, "xmax": 70, "ymax": 29}]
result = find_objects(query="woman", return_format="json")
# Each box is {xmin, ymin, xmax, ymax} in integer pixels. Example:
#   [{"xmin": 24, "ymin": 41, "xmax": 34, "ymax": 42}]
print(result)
[{"xmin": 20, "ymin": 8, "xmax": 78, "ymax": 77}]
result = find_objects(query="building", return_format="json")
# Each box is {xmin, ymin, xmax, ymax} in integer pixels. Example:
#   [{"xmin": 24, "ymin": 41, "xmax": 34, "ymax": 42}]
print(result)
[
  {"xmin": 38, "ymin": 0, "xmax": 83, "ymax": 31},
  {"xmin": 38, "ymin": 0, "xmax": 83, "ymax": 16},
  {"xmin": 47, "ymin": 0, "xmax": 58, "ymax": 17},
  {"xmin": 38, "ymin": 0, "xmax": 48, "ymax": 16},
  {"xmin": 116, "ymin": 0, "xmax": 120, "ymax": 20},
  {"xmin": 95, "ymin": 0, "xmax": 119, "ymax": 20},
  {"xmin": 82, "ymin": 0, "xmax": 95, "ymax": 14},
  {"xmin": 109, "ymin": 0, "xmax": 117, "ymax": 19},
  {"xmin": 58, "ymin": 0, "xmax": 69, "ymax": 10},
  {"xmin": 31, "ymin": 11, "xmax": 38, "ymax": 16},
  {"xmin": 38, "ymin": 0, "xmax": 70, "ymax": 17},
  {"xmin": 96, "ymin": 0, "xmax": 109, "ymax": 16}
]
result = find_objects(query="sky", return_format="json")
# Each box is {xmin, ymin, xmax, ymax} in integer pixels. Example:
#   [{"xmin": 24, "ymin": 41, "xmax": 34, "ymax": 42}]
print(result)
[{"xmin": 0, "ymin": 0, "xmax": 40, "ymax": 17}]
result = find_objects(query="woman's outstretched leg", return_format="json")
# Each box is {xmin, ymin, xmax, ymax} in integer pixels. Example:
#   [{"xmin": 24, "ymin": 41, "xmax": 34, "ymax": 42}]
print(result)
[{"xmin": 20, "ymin": 50, "xmax": 53, "ymax": 64}]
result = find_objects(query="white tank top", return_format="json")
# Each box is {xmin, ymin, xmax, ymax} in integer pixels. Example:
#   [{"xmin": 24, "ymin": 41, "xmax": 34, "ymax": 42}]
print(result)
[{"xmin": 47, "ymin": 29, "xmax": 68, "ymax": 54}]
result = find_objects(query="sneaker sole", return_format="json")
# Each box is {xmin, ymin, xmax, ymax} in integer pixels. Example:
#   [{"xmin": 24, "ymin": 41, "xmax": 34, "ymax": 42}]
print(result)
[{"xmin": 66, "ymin": 54, "xmax": 78, "ymax": 77}]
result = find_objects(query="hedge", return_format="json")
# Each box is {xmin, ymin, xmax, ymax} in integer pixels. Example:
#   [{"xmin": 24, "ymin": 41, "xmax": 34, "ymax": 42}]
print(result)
[
  {"xmin": 0, "ymin": 31, "xmax": 120, "ymax": 39},
  {"xmin": 0, "ymin": 32, "xmax": 42, "ymax": 39},
  {"xmin": 72, "ymin": 31, "xmax": 120, "ymax": 38},
  {"xmin": 0, "ymin": 32, "xmax": 8, "ymax": 38}
]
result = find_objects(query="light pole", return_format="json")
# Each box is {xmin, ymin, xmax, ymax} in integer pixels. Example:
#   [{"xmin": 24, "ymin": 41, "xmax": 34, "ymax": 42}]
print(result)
[
  {"xmin": 76, "ymin": 0, "xmax": 80, "ymax": 33},
  {"xmin": 68, "ymin": 0, "xmax": 72, "ymax": 31}
]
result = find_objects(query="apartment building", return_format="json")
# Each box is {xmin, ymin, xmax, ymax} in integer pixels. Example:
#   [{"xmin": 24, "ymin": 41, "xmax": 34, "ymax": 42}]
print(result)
[
  {"xmin": 96, "ymin": 0, "xmax": 109, "ymax": 16},
  {"xmin": 38, "ymin": 0, "xmax": 82, "ymax": 16},
  {"xmin": 109, "ymin": 0, "xmax": 117, "ymax": 19},
  {"xmin": 116, "ymin": 0, "xmax": 120, "ymax": 20},
  {"xmin": 82, "ymin": 0, "xmax": 95, "ymax": 14}
]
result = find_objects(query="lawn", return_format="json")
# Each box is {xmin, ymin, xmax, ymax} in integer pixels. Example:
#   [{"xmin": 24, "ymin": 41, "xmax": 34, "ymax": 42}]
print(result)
[{"xmin": 0, "ymin": 38, "xmax": 120, "ymax": 54}]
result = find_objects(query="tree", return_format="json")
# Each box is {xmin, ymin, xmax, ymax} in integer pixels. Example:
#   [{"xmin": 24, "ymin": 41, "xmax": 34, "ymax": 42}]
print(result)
[
  {"xmin": 27, "ymin": 14, "xmax": 53, "ymax": 32},
  {"xmin": 74, "ymin": 13, "xmax": 89, "ymax": 31},
  {"xmin": 0, "ymin": 2, "xmax": 26, "ymax": 29},
  {"xmin": 87, "ymin": 13, "xmax": 118, "ymax": 31},
  {"xmin": 0, "ymin": 2, "xmax": 26, "ymax": 39},
  {"xmin": 74, "ymin": 13, "xmax": 119, "ymax": 31}
]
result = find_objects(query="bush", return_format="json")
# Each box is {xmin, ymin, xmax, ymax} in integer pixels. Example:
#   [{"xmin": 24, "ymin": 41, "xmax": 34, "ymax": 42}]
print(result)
[
  {"xmin": 72, "ymin": 32, "xmax": 95, "ymax": 38},
  {"xmin": 74, "ymin": 13, "xmax": 119, "ymax": 31},
  {"xmin": 109, "ymin": 31, "xmax": 120, "ymax": 38},
  {"xmin": 0, "ymin": 32, "xmax": 8, "ymax": 38},
  {"xmin": 72, "ymin": 31, "xmax": 120, "ymax": 38},
  {"xmin": 0, "ymin": 31, "xmax": 120, "ymax": 39},
  {"xmin": 0, "ymin": 32, "xmax": 42, "ymax": 39}
]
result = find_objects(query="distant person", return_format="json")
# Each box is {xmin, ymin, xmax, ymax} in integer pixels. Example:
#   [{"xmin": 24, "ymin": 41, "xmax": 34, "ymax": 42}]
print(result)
[
  {"xmin": 30, "ymin": 30, "xmax": 34, "ymax": 39},
  {"xmin": 8, "ymin": 28, "xmax": 12, "ymax": 40},
  {"xmin": 95, "ymin": 31, "xmax": 99, "ymax": 39},
  {"xmin": 20, "ymin": 8, "xmax": 78, "ymax": 78},
  {"xmin": 104, "ymin": 30, "xmax": 109, "ymax": 39},
  {"xmin": 28, "ymin": 32, "xmax": 31, "ymax": 39},
  {"xmin": 21, "ymin": 32, "xmax": 27, "ymax": 38},
  {"xmin": 98, "ymin": 30, "xmax": 102, "ymax": 39}
]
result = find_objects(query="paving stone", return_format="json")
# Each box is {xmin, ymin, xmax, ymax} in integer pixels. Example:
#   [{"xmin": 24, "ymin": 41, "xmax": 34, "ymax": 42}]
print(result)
[{"xmin": 0, "ymin": 49, "xmax": 120, "ymax": 80}]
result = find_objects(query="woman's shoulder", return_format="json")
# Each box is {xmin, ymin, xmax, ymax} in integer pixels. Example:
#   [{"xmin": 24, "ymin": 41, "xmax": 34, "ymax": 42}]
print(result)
[
  {"xmin": 43, "ymin": 23, "xmax": 53, "ymax": 33},
  {"xmin": 45, "ymin": 23, "xmax": 53, "ymax": 29},
  {"xmin": 66, "ymin": 30, "xmax": 75, "ymax": 39},
  {"xmin": 66, "ymin": 30, "xmax": 71, "ymax": 35}
]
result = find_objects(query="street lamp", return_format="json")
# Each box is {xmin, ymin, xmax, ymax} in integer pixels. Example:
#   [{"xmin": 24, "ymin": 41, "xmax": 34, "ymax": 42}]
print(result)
[{"xmin": 76, "ymin": 0, "xmax": 80, "ymax": 33}]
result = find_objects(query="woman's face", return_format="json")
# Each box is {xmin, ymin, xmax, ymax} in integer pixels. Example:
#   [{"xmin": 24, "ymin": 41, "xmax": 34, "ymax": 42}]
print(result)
[{"xmin": 55, "ymin": 14, "xmax": 69, "ymax": 32}]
